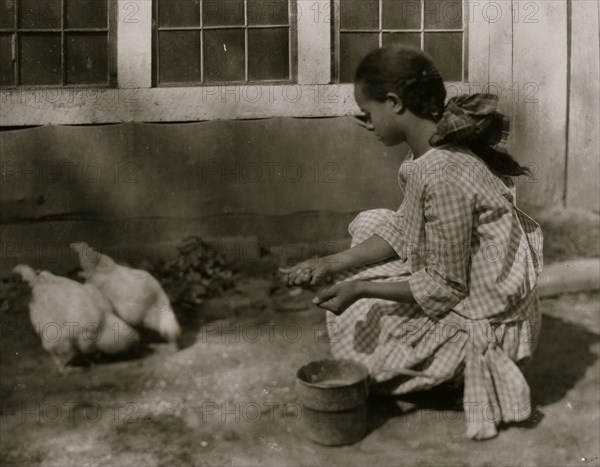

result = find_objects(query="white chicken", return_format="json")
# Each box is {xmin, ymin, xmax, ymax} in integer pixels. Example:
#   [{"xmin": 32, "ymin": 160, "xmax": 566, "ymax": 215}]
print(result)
[
  {"xmin": 70, "ymin": 242, "xmax": 181, "ymax": 343},
  {"xmin": 12, "ymin": 264, "xmax": 140, "ymax": 373}
]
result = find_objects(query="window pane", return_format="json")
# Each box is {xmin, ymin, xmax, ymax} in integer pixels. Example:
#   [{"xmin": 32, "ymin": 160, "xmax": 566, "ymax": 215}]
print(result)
[
  {"xmin": 424, "ymin": 32, "xmax": 461, "ymax": 80},
  {"xmin": 248, "ymin": 27, "xmax": 288, "ymax": 80},
  {"xmin": 382, "ymin": 32, "xmax": 420, "ymax": 49},
  {"xmin": 424, "ymin": 0, "xmax": 462, "ymax": 29},
  {"xmin": 0, "ymin": 34, "xmax": 14, "ymax": 86},
  {"xmin": 204, "ymin": 29, "xmax": 245, "ymax": 82},
  {"xmin": 20, "ymin": 33, "xmax": 61, "ymax": 84},
  {"xmin": 1, "ymin": 0, "xmax": 15, "ymax": 29},
  {"xmin": 340, "ymin": 0, "xmax": 379, "ymax": 30},
  {"xmin": 158, "ymin": 0, "xmax": 200, "ymax": 27},
  {"xmin": 203, "ymin": 0, "xmax": 244, "ymax": 26},
  {"xmin": 382, "ymin": 0, "xmax": 421, "ymax": 29},
  {"xmin": 66, "ymin": 32, "xmax": 107, "ymax": 84},
  {"xmin": 340, "ymin": 32, "xmax": 378, "ymax": 82},
  {"xmin": 247, "ymin": 0, "xmax": 288, "ymax": 25},
  {"xmin": 19, "ymin": 0, "xmax": 61, "ymax": 29},
  {"xmin": 66, "ymin": 0, "xmax": 108, "ymax": 28},
  {"xmin": 158, "ymin": 31, "xmax": 201, "ymax": 83}
]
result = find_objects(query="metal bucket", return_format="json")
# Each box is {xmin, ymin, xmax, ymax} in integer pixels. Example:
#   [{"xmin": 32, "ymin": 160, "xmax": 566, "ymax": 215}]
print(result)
[{"xmin": 296, "ymin": 359, "xmax": 369, "ymax": 446}]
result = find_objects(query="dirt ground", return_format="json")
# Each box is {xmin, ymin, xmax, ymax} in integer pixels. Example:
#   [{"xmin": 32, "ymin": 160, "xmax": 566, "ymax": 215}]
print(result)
[{"xmin": 0, "ymin": 256, "xmax": 599, "ymax": 467}]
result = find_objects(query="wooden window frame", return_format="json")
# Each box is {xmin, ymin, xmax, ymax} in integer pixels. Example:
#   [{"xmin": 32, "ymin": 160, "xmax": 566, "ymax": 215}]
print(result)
[
  {"xmin": 0, "ymin": 0, "xmax": 117, "ymax": 88},
  {"xmin": 332, "ymin": 0, "xmax": 469, "ymax": 83},
  {"xmin": 152, "ymin": 0, "xmax": 298, "ymax": 86}
]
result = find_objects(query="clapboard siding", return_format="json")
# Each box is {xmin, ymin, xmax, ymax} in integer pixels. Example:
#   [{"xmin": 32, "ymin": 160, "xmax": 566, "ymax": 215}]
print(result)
[
  {"xmin": 566, "ymin": 0, "xmax": 600, "ymax": 211},
  {"xmin": 512, "ymin": 0, "xmax": 569, "ymax": 211}
]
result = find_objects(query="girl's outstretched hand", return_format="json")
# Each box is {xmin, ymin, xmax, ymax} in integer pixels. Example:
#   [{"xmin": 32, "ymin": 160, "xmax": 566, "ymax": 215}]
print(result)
[
  {"xmin": 279, "ymin": 256, "xmax": 333, "ymax": 287},
  {"xmin": 312, "ymin": 281, "xmax": 364, "ymax": 315}
]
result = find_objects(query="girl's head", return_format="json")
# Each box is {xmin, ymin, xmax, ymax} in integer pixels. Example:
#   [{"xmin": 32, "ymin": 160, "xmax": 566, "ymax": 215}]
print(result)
[
  {"xmin": 355, "ymin": 45, "xmax": 446, "ymax": 124},
  {"xmin": 353, "ymin": 45, "xmax": 446, "ymax": 147},
  {"xmin": 354, "ymin": 45, "xmax": 531, "ymax": 177}
]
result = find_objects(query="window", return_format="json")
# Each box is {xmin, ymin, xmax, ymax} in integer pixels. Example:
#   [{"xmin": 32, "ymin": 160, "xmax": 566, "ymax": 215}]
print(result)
[
  {"xmin": 333, "ymin": 0, "xmax": 465, "ymax": 82},
  {"xmin": 154, "ymin": 0, "xmax": 296, "ymax": 85},
  {"xmin": 0, "ymin": 0, "xmax": 116, "ymax": 87}
]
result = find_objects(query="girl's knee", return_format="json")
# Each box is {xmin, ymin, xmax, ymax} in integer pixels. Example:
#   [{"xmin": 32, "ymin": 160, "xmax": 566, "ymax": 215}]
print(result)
[{"xmin": 349, "ymin": 209, "xmax": 396, "ymax": 243}]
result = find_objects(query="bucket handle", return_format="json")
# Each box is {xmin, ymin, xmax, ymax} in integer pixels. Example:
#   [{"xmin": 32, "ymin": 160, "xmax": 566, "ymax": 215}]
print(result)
[{"xmin": 369, "ymin": 367, "xmax": 435, "ymax": 380}]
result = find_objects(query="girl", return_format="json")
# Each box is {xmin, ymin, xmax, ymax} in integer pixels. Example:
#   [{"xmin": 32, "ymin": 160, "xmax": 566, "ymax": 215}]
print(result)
[{"xmin": 280, "ymin": 45, "xmax": 543, "ymax": 440}]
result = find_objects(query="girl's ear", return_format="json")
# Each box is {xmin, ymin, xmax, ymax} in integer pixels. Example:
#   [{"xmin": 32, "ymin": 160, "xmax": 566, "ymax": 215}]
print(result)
[{"xmin": 386, "ymin": 92, "xmax": 406, "ymax": 114}]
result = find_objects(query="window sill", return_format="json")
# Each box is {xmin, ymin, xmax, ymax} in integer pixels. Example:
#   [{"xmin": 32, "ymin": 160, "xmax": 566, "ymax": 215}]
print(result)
[
  {"xmin": 0, "ymin": 83, "xmax": 357, "ymax": 125},
  {"xmin": 0, "ymin": 82, "xmax": 468, "ymax": 126}
]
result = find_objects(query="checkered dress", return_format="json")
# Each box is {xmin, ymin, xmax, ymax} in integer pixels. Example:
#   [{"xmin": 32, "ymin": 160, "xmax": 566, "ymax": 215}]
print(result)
[{"xmin": 326, "ymin": 145, "xmax": 543, "ymax": 440}]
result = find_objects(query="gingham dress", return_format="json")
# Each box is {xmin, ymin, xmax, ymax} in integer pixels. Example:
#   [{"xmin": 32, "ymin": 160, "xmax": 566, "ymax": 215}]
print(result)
[{"xmin": 326, "ymin": 145, "xmax": 543, "ymax": 440}]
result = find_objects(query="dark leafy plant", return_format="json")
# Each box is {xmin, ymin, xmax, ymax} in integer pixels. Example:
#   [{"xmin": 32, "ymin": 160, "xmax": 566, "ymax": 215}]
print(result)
[{"xmin": 152, "ymin": 236, "xmax": 234, "ymax": 307}]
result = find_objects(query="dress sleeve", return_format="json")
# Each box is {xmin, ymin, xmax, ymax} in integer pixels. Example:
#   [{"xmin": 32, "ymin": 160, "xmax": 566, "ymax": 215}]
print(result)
[
  {"xmin": 375, "ymin": 205, "xmax": 406, "ymax": 259},
  {"xmin": 408, "ymin": 181, "xmax": 474, "ymax": 319}
]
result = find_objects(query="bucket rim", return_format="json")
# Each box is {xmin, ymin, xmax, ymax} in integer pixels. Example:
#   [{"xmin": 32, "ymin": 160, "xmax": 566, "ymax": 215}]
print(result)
[{"xmin": 296, "ymin": 358, "xmax": 369, "ymax": 389}]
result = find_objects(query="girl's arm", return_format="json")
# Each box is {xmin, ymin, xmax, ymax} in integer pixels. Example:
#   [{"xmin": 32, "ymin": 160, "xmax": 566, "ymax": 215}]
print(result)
[
  {"xmin": 317, "ymin": 180, "xmax": 475, "ymax": 316},
  {"xmin": 313, "ymin": 280, "xmax": 416, "ymax": 315},
  {"xmin": 358, "ymin": 280, "xmax": 416, "ymax": 303},
  {"xmin": 280, "ymin": 234, "xmax": 398, "ymax": 286},
  {"xmin": 326, "ymin": 234, "xmax": 398, "ymax": 273}
]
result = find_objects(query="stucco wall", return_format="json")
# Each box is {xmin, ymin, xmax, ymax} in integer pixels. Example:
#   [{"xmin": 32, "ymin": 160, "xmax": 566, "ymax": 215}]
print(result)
[{"xmin": 0, "ymin": 118, "xmax": 407, "ymax": 273}]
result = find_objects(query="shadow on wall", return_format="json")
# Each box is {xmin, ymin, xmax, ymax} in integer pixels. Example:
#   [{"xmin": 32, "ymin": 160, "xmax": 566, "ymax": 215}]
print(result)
[{"xmin": 0, "ymin": 119, "xmax": 406, "ymax": 274}]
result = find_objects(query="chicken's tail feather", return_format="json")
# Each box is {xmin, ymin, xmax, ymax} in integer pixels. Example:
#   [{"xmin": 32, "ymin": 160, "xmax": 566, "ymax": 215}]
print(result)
[
  {"xmin": 12, "ymin": 264, "xmax": 37, "ymax": 286},
  {"xmin": 146, "ymin": 292, "xmax": 181, "ymax": 343},
  {"xmin": 158, "ymin": 309, "xmax": 182, "ymax": 343},
  {"xmin": 70, "ymin": 242, "xmax": 115, "ymax": 276},
  {"xmin": 70, "ymin": 241, "xmax": 90, "ymax": 254},
  {"xmin": 70, "ymin": 241, "xmax": 97, "ymax": 275}
]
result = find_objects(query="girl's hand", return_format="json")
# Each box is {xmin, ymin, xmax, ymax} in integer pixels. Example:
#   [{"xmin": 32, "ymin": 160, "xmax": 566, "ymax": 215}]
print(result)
[
  {"xmin": 312, "ymin": 281, "xmax": 364, "ymax": 315},
  {"xmin": 278, "ymin": 257, "xmax": 333, "ymax": 287}
]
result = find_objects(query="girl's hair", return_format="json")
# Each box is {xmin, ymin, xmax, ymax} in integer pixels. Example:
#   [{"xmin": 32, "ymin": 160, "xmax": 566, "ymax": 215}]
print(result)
[{"xmin": 355, "ymin": 45, "xmax": 531, "ymax": 178}]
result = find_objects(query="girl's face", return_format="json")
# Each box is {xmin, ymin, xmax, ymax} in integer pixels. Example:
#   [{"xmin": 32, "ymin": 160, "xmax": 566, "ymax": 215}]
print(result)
[{"xmin": 354, "ymin": 82, "xmax": 406, "ymax": 146}]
